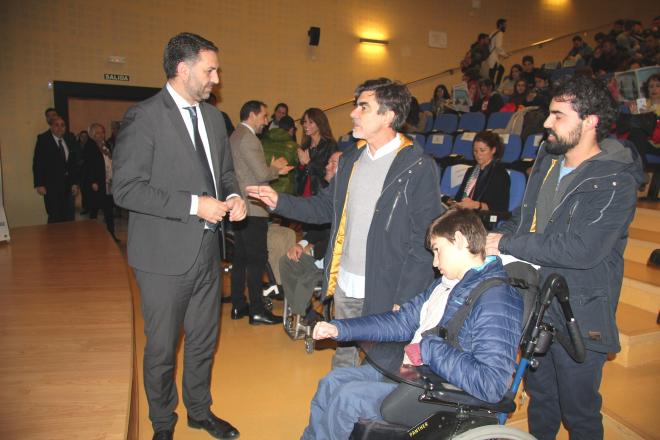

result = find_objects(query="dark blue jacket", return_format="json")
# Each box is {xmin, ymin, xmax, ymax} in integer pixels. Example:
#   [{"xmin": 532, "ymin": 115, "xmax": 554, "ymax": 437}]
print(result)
[
  {"xmin": 333, "ymin": 257, "xmax": 523, "ymax": 403},
  {"xmin": 496, "ymin": 139, "xmax": 644, "ymax": 353},
  {"xmin": 275, "ymin": 134, "xmax": 444, "ymax": 316}
]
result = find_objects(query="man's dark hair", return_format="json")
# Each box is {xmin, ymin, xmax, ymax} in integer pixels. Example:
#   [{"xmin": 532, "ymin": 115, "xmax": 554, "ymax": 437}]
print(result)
[
  {"xmin": 354, "ymin": 78, "xmax": 411, "ymax": 131},
  {"xmin": 496, "ymin": 18, "xmax": 507, "ymax": 28},
  {"xmin": 426, "ymin": 209, "xmax": 487, "ymax": 257},
  {"xmin": 522, "ymin": 55, "xmax": 534, "ymax": 64},
  {"xmin": 624, "ymin": 20, "xmax": 635, "ymax": 32},
  {"xmin": 163, "ymin": 32, "xmax": 218, "ymax": 79},
  {"xmin": 479, "ymin": 78, "xmax": 494, "ymax": 90},
  {"xmin": 478, "ymin": 33, "xmax": 489, "ymax": 41},
  {"xmin": 594, "ymin": 32, "xmax": 606, "ymax": 43},
  {"xmin": 278, "ymin": 115, "xmax": 295, "ymax": 131},
  {"xmin": 551, "ymin": 75, "xmax": 618, "ymax": 143},
  {"xmin": 572, "ymin": 35, "xmax": 583, "ymax": 42},
  {"xmin": 474, "ymin": 130, "xmax": 504, "ymax": 160},
  {"xmin": 614, "ymin": 19, "xmax": 625, "ymax": 26},
  {"xmin": 239, "ymin": 100, "xmax": 266, "ymax": 121},
  {"xmin": 44, "ymin": 107, "xmax": 57, "ymax": 117},
  {"xmin": 535, "ymin": 70, "xmax": 549, "ymax": 81}
]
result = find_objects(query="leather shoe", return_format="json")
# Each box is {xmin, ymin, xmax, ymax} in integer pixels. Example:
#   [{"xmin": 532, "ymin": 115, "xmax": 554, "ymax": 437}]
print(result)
[
  {"xmin": 231, "ymin": 305, "xmax": 249, "ymax": 320},
  {"xmin": 249, "ymin": 310, "xmax": 283, "ymax": 325},
  {"xmin": 152, "ymin": 430, "xmax": 173, "ymax": 440},
  {"xmin": 188, "ymin": 413, "xmax": 240, "ymax": 439}
]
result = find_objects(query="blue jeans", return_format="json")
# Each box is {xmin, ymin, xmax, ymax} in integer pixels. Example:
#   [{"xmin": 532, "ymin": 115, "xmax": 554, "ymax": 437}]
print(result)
[
  {"xmin": 526, "ymin": 343, "xmax": 607, "ymax": 440},
  {"xmin": 301, "ymin": 364, "xmax": 397, "ymax": 440}
]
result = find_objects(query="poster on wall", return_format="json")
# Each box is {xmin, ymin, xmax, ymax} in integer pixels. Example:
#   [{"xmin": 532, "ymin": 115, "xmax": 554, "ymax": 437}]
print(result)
[{"xmin": 0, "ymin": 147, "xmax": 10, "ymax": 242}]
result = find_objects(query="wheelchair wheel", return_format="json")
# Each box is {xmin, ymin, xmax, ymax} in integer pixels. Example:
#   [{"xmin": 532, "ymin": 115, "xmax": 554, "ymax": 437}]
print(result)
[
  {"xmin": 304, "ymin": 336, "xmax": 314, "ymax": 354},
  {"xmin": 451, "ymin": 425, "xmax": 536, "ymax": 440}
]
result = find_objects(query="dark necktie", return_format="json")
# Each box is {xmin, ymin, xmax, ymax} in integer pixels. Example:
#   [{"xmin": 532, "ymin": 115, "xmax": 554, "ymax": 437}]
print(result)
[
  {"xmin": 57, "ymin": 138, "xmax": 66, "ymax": 162},
  {"xmin": 185, "ymin": 106, "xmax": 216, "ymax": 198}
]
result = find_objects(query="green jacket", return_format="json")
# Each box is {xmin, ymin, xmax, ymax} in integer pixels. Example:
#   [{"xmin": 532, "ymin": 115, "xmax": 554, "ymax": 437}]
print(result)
[{"xmin": 261, "ymin": 128, "xmax": 299, "ymax": 194}]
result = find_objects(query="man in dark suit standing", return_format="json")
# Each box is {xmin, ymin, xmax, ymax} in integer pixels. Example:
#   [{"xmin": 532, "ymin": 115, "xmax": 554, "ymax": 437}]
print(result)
[
  {"xmin": 112, "ymin": 33, "xmax": 246, "ymax": 440},
  {"xmin": 32, "ymin": 116, "xmax": 80, "ymax": 223}
]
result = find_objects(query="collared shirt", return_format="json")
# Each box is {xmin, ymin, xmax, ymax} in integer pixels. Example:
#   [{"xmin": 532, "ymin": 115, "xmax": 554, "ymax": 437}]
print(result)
[
  {"xmin": 165, "ymin": 82, "xmax": 218, "ymax": 215},
  {"xmin": 338, "ymin": 134, "xmax": 401, "ymax": 299},
  {"xmin": 240, "ymin": 121, "xmax": 256, "ymax": 136},
  {"xmin": 52, "ymin": 134, "xmax": 70, "ymax": 161}
]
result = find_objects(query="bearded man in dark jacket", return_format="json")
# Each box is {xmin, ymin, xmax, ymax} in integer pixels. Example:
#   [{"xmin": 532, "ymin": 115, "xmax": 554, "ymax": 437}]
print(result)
[{"xmin": 487, "ymin": 75, "xmax": 645, "ymax": 440}]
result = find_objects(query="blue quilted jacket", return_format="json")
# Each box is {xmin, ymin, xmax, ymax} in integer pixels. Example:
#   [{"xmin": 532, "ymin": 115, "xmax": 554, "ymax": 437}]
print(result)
[{"xmin": 332, "ymin": 257, "xmax": 523, "ymax": 403}]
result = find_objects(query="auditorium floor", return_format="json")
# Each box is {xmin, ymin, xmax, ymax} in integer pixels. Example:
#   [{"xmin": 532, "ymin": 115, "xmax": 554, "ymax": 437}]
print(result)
[{"xmin": 111, "ymin": 215, "xmax": 659, "ymax": 440}]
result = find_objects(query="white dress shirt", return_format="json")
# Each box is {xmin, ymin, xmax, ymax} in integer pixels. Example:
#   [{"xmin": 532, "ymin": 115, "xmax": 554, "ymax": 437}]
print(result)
[{"xmin": 52, "ymin": 134, "xmax": 70, "ymax": 161}]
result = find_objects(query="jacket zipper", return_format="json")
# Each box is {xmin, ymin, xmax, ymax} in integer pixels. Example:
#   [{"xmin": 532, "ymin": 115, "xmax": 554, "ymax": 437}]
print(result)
[{"xmin": 385, "ymin": 191, "xmax": 401, "ymax": 232}]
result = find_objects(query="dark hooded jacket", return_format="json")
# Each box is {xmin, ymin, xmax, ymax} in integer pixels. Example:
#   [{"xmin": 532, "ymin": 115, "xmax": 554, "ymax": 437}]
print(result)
[{"xmin": 496, "ymin": 138, "xmax": 645, "ymax": 353}]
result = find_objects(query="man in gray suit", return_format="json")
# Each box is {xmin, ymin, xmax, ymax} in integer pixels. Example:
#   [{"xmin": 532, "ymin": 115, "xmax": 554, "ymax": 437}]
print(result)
[
  {"xmin": 229, "ymin": 100, "xmax": 292, "ymax": 325},
  {"xmin": 113, "ymin": 33, "xmax": 245, "ymax": 440}
]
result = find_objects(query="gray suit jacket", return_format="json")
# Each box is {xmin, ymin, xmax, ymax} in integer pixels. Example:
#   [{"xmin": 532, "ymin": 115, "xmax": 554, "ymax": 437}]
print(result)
[
  {"xmin": 229, "ymin": 123, "xmax": 279, "ymax": 217},
  {"xmin": 112, "ymin": 87, "xmax": 239, "ymax": 275}
]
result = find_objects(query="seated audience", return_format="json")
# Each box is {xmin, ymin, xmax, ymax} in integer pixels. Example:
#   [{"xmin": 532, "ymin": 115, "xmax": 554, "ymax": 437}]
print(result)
[
  {"xmin": 471, "ymin": 78, "xmax": 503, "ymax": 115},
  {"xmin": 402, "ymin": 96, "xmax": 429, "ymax": 134},
  {"xmin": 301, "ymin": 208, "xmax": 523, "ymax": 439},
  {"xmin": 524, "ymin": 70, "xmax": 551, "ymax": 109},
  {"xmin": 296, "ymin": 108, "xmax": 337, "ymax": 197},
  {"xmin": 445, "ymin": 131, "xmax": 511, "ymax": 214},
  {"xmin": 498, "ymin": 63, "xmax": 522, "ymax": 97},
  {"xmin": 268, "ymin": 102, "xmax": 289, "ymax": 130},
  {"xmin": 521, "ymin": 55, "xmax": 538, "ymax": 86},
  {"xmin": 429, "ymin": 84, "xmax": 455, "ymax": 116},
  {"xmin": 591, "ymin": 37, "xmax": 625, "ymax": 75},
  {"xmin": 262, "ymin": 115, "xmax": 299, "ymax": 194},
  {"xmin": 565, "ymin": 35, "xmax": 594, "ymax": 65},
  {"xmin": 510, "ymin": 79, "xmax": 530, "ymax": 108}
]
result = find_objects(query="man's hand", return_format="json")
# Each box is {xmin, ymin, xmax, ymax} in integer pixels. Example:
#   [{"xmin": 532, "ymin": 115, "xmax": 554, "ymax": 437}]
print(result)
[
  {"xmin": 271, "ymin": 156, "xmax": 294, "ymax": 176},
  {"xmin": 91, "ymin": 183, "xmax": 99, "ymax": 192},
  {"xmin": 486, "ymin": 233, "xmax": 503, "ymax": 256},
  {"xmin": 197, "ymin": 196, "xmax": 229, "ymax": 224},
  {"xmin": 71, "ymin": 185, "xmax": 79, "ymax": 196},
  {"xmin": 245, "ymin": 185, "xmax": 278, "ymax": 209},
  {"xmin": 287, "ymin": 244, "xmax": 304, "ymax": 262},
  {"xmin": 226, "ymin": 196, "xmax": 247, "ymax": 222},
  {"xmin": 455, "ymin": 197, "xmax": 480, "ymax": 210},
  {"xmin": 313, "ymin": 322, "xmax": 338, "ymax": 340},
  {"xmin": 36, "ymin": 186, "xmax": 47, "ymax": 196}
]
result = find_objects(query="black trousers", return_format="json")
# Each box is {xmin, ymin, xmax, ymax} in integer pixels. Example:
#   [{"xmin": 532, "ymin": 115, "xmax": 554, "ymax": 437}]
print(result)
[
  {"xmin": 89, "ymin": 191, "xmax": 115, "ymax": 234},
  {"xmin": 43, "ymin": 187, "xmax": 74, "ymax": 223},
  {"xmin": 526, "ymin": 342, "xmax": 607, "ymax": 440},
  {"xmin": 230, "ymin": 216, "xmax": 268, "ymax": 314},
  {"xmin": 134, "ymin": 230, "xmax": 221, "ymax": 432}
]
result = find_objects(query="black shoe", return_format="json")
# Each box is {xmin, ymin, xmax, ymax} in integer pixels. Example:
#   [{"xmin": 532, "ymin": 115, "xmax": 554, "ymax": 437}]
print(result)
[
  {"xmin": 249, "ymin": 310, "xmax": 283, "ymax": 325},
  {"xmin": 231, "ymin": 304, "xmax": 249, "ymax": 320},
  {"xmin": 152, "ymin": 430, "xmax": 173, "ymax": 440},
  {"xmin": 188, "ymin": 413, "xmax": 239, "ymax": 439}
]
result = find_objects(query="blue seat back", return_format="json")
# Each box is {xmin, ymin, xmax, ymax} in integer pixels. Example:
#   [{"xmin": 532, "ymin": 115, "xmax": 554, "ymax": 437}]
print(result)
[
  {"xmin": 423, "ymin": 115, "xmax": 434, "ymax": 133},
  {"xmin": 507, "ymin": 169, "xmax": 526, "ymax": 212},
  {"xmin": 434, "ymin": 113, "xmax": 458, "ymax": 133},
  {"xmin": 458, "ymin": 112, "xmax": 486, "ymax": 132},
  {"xmin": 406, "ymin": 133, "xmax": 425, "ymax": 147},
  {"xmin": 424, "ymin": 134, "xmax": 453, "ymax": 159},
  {"xmin": 499, "ymin": 134, "xmax": 522, "ymax": 164},
  {"xmin": 487, "ymin": 112, "xmax": 513, "ymax": 130},
  {"xmin": 521, "ymin": 133, "xmax": 544, "ymax": 160},
  {"xmin": 453, "ymin": 132, "xmax": 477, "ymax": 160},
  {"xmin": 419, "ymin": 101, "xmax": 432, "ymax": 112},
  {"xmin": 440, "ymin": 164, "xmax": 470, "ymax": 198}
]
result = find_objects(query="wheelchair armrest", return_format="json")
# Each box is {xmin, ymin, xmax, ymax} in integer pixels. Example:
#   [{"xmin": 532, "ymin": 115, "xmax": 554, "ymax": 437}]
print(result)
[{"xmin": 415, "ymin": 365, "xmax": 517, "ymax": 414}]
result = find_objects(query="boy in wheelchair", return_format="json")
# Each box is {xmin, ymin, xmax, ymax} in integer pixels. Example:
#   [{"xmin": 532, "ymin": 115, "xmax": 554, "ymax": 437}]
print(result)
[{"xmin": 301, "ymin": 208, "xmax": 524, "ymax": 440}]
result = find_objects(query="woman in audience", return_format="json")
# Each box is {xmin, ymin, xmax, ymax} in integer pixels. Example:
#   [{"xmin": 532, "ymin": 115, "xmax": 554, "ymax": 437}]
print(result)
[
  {"xmin": 268, "ymin": 102, "xmax": 289, "ymax": 130},
  {"xmin": 403, "ymin": 96, "xmax": 429, "ymax": 133},
  {"xmin": 296, "ymin": 108, "xmax": 337, "ymax": 197},
  {"xmin": 429, "ymin": 84, "xmax": 452, "ymax": 115},
  {"xmin": 498, "ymin": 64, "xmax": 523, "ymax": 97},
  {"xmin": 445, "ymin": 130, "xmax": 510, "ymax": 213},
  {"xmin": 510, "ymin": 79, "xmax": 529, "ymax": 108}
]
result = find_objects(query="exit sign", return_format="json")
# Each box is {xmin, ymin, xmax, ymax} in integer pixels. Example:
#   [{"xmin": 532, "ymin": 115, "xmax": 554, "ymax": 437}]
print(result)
[{"xmin": 104, "ymin": 73, "xmax": 130, "ymax": 81}]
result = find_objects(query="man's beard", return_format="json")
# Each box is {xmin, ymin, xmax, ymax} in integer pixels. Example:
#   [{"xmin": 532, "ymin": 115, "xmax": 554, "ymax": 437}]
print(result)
[{"xmin": 545, "ymin": 125, "xmax": 582, "ymax": 155}]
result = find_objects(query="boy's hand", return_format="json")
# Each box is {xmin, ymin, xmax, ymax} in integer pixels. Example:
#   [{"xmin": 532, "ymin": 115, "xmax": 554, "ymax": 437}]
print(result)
[
  {"xmin": 403, "ymin": 343, "xmax": 423, "ymax": 366},
  {"xmin": 313, "ymin": 322, "xmax": 338, "ymax": 340}
]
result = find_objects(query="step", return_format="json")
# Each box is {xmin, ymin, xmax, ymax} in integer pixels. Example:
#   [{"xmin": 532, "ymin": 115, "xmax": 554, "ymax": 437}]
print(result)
[
  {"xmin": 623, "ymin": 237, "xmax": 658, "ymax": 264},
  {"xmin": 612, "ymin": 303, "xmax": 660, "ymax": 367},
  {"xmin": 620, "ymin": 277, "xmax": 660, "ymax": 314},
  {"xmin": 623, "ymin": 261, "xmax": 660, "ymax": 288},
  {"xmin": 631, "ymin": 207, "xmax": 660, "ymax": 233}
]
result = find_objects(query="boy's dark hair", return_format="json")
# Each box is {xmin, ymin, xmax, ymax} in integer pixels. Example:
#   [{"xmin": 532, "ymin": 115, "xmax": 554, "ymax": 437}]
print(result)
[
  {"xmin": 522, "ymin": 55, "xmax": 534, "ymax": 64},
  {"xmin": 426, "ymin": 209, "xmax": 487, "ymax": 257},
  {"xmin": 278, "ymin": 115, "xmax": 295, "ymax": 131},
  {"xmin": 239, "ymin": 100, "xmax": 266, "ymax": 121},
  {"xmin": 572, "ymin": 35, "xmax": 583, "ymax": 42},
  {"xmin": 45, "ymin": 107, "xmax": 57, "ymax": 117},
  {"xmin": 163, "ymin": 32, "xmax": 218, "ymax": 79},
  {"xmin": 354, "ymin": 78, "xmax": 411, "ymax": 131},
  {"xmin": 551, "ymin": 75, "xmax": 618, "ymax": 143}
]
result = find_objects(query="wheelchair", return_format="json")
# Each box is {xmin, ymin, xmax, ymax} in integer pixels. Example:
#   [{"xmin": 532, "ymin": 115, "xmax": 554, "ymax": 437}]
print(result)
[
  {"xmin": 349, "ymin": 268, "xmax": 586, "ymax": 440},
  {"xmin": 282, "ymin": 283, "xmax": 333, "ymax": 354}
]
